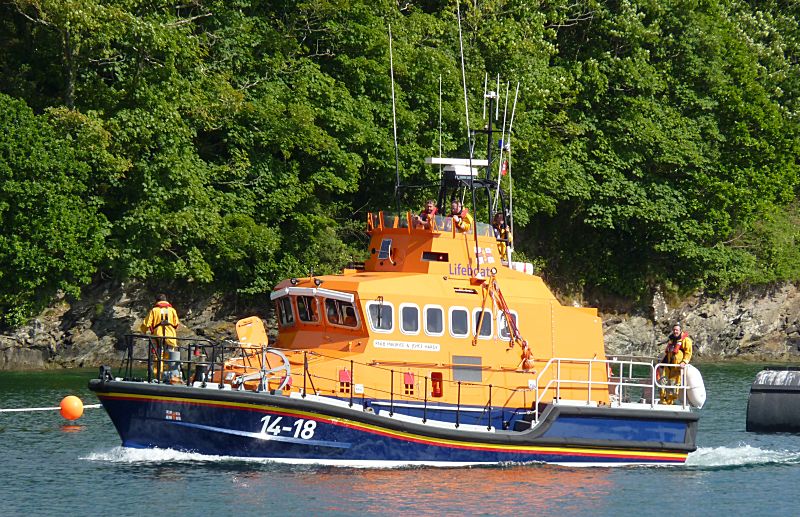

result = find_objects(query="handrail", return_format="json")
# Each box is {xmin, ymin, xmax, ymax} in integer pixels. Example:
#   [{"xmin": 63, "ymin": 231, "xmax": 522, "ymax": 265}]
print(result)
[
  {"xmin": 120, "ymin": 333, "xmax": 217, "ymax": 383},
  {"xmin": 118, "ymin": 334, "xmax": 693, "ymax": 431},
  {"xmin": 531, "ymin": 356, "xmax": 692, "ymax": 422},
  {"xmin": 119, "ymin": 334, "xmax": 289, "ymax": 390},
  {"xmin": 365, "ymin": 211, "xmax": 495, "ymax": 237}
]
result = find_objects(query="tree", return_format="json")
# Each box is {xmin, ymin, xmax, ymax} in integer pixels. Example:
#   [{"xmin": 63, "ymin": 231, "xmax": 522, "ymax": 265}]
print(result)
[{"xmin": 0, "ymin": 94, "xmax": 111, "ymax": 326}]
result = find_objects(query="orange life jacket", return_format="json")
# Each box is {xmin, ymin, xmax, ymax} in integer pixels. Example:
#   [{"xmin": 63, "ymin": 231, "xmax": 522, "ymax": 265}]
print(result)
[{"xmin": 666, "ymin": 332, "xmax": 688, "ymax": 355}]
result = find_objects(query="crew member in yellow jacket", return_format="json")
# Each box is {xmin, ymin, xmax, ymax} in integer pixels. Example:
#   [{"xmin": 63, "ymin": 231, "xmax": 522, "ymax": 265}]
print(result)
[
  {"xmin": 141, "ymin": 294, "xmax": 181, "ymax": 381},
  {"xmin": 450, "ymin": 200, "xmax": 474, "ymax": 233},
  {"xmin": 493, "ymin": 212, "xmax": 513, "ymax": 263},
  {"xmin": 141, "ymin": 294, "xmax": 180, "ymax": 346},
  {"xmin": 660, "ymin": 323, "xmax": 693, "ymax": 404}
]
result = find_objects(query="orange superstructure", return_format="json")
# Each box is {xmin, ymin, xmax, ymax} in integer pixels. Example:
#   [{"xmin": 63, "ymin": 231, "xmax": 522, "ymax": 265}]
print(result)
[{"xmin": 269, "ymin": 210, "xmax": 609, "ymax": 410}]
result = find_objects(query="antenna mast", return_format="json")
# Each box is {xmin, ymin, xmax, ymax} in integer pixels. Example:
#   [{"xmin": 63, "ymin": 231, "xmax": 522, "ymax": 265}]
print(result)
[
  {"xmin": 493, "ymin": 81, "xmax": 510, "ymax": 213},
  {"xmin": 439, "ymin": 75, "xmax": 443, "ymax": 180},
  {"xmin": 495, "ymin": 73, "xmax": 500, "ymax": 120},
  {"xmin": 482, "ymin": 73, "xmax": 488, "ymax": 120},
  {"xmin": 456, "ymin": 1, "xmax": 480, "ymax": 258},
  {"xmin": 506, "ymin": 82, "xmax": 520, "ymax": 239},
  {"xmin": 389, "ymin": 25, "xmax": 401, "ymax": 211}
]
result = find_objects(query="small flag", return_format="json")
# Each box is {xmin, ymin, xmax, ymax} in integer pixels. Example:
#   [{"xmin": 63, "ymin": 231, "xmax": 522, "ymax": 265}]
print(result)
[{"xmin": 501, "ymin": 160, "xmax": 508, "ymax": 176}]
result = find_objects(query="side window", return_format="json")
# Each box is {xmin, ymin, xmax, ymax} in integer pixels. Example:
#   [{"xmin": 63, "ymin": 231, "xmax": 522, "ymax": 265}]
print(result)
[
  {"xmin": 341, "ymin": 303, "xmax": 358, "ymax": 327},
  {"xmin": 277, "ymin": 297, "xmax": 294, "ymax": 327},
  {"xmin": 498, "ymin": 311, "xmax": 518, "ymax": 340},
  {"xmin": 400, "ymin": 304, "xmax": 420, "ymax": 335},
  {"xmin": 424, "ymin": 305, "xmax": 444, "ymax": 336},
  {"xmin": 325, "ymin": 299, "xmax": 342, "ymax": 325},
  {"xmin": 367, "ymin": 301, "xmax": 394, "ymax": 332},
  {"xmin": 297, "ymin": 296, "xmax": 319, "ymax": 323},
  {"xmin": 378, "ymin": 238, "xmax": 392, "ymax": 260},
  {"xmin": 325, "ymin": 299, "xmax": 359, "ymax": 328},
  {"xmin": 449, "ymin": 307, "xmax": 469, "ymax": 338},
  {"xmin": 473, "ymin": 309, "xmax": 493, "ymax": 339}
]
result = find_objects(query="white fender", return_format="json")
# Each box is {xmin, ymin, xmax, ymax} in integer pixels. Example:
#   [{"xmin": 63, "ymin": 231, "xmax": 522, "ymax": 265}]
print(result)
[{"xmin": 685, "ymin": 364, "xmax": 706, "ymax": 408}]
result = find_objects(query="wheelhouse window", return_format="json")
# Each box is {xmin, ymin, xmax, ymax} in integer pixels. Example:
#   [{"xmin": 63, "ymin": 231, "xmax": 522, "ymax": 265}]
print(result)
[
  {"xmin": 400, "ymin": 304, "xmax": 420, "ymax": 335},
  {"xmin": 498, "ymin": 311, "xmax": 519, "ymax": 340},
  {"xmin": 378, "ymin": 238, "xmax": 392, "ymax": 260},
  {"xmin": 366, "ymin": 301, "xmax": 393, "ymax": 332},
  {"xmin": 297, "ymin": 296, "xmax": 319, "ymax": 323},
  {"xmin": 342, "ymin": 304, "xmax": 358, "ymax": 327},
  {"xmin": 424, "ymin": 305, "xmax": 444, "ymax": 336},
  {"xmin": 325, "ymin": 299, "xmax": 359, "ymax": 328},
  {"xmin": 277, "ymin": 297, "xmax": 294, "ymax": 327},
  {"xmin": 473, "ymin": 309, "xmax": 493, "ymax": 339},
  {"xmin": 449, "ymin": 307, "xmax": 469, "ymax": 338}
]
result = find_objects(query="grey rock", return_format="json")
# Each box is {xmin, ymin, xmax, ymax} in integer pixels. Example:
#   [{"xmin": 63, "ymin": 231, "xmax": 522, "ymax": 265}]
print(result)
[{"xmin": 4, "ymin": 280, "xmax": 800, "ymax": 370}]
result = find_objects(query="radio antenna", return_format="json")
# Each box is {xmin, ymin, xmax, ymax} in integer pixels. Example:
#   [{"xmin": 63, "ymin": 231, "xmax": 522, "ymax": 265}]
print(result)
[
  {"xmin": 495, "ymin": 73, "xmax": 500, "ymax": 120},
  {"xmin": 482, "ymin": 72, "xmax": 488, "ymax": 120},
  {"xmin": 456, "ymin": 5, "xmax": 473, "ymax": 170},
  {"xmin": 456, "ymin": 1, "xmax": 479, "ymax": 256},
  {"xmin": 389, "ymin": 25, "xmax": 401, "ymax": 211},
  {"xmin": 493, "ymin": 80, "xmax": 510, "ymax": 213},
  {"xmin": 438, "ymin": 74, "xmax": 443, "ymax": 180},
  {"xmin": 506, "ymin": 82, "xmax": 520, "ymax": 238}
]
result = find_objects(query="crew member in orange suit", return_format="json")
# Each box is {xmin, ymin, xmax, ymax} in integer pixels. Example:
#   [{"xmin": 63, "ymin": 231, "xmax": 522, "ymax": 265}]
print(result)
[{"xmin": 660, "ymin": 323, "xmax": 693, "ymax": 404}]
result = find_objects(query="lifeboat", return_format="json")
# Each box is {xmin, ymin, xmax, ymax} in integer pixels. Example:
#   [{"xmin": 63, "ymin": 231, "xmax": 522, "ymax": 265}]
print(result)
[
  {"xmin": 88, "ymin": 176, "xmax": 703, "ymax": 466},
  {"xmin": 88, "ymin": 76, "xmax": 703, "ymax": 467}
]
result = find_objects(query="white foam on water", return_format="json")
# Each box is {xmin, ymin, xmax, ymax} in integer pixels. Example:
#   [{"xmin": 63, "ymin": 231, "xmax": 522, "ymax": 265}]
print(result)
[
  {"xmin": 80, "ymin": 448, "xmax": 495, "ymax": 468},
  {"xmin": 87, "ymin": 444, "xmax": 800, "ymax": 469},
  {"xmin": 82, "ymin": 446, "xmax": 268, "ymax": 464},
  {"xmin": 686, "ymin": 443, "xmax": 800, "ymax": 467}
]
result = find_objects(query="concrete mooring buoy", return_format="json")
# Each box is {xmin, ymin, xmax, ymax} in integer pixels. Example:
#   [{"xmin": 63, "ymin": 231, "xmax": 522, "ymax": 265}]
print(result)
[{"xmin": 746, "ymin": 367, "xmax": 800, "ymax": 433}]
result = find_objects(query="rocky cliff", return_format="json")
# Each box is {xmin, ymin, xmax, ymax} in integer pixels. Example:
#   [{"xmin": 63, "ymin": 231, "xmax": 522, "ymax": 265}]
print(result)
[
  {"xmin": 0, "ymin": 281, "xmax": 266, "ymax": 370},
  {"xmin": 3, "ymin": 281, "xmax": 800, "ymax": 370},
  {"xmin": 604, "ymin": 283, "xmax": 800, "ymax": 362}
]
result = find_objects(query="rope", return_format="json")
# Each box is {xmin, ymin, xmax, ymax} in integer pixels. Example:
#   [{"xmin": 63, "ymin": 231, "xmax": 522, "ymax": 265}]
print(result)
[
  {"xmin": 0, "ymin": 404, "xmax": 102, "ymax": 413},
  {"xmin": 485, "ymin": 277, "xmax": 533, "ymax": 371}
]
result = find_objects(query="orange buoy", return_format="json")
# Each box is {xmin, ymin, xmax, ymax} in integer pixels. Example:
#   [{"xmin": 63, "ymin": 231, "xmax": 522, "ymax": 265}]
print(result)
[{"xmin": 60, "ymin": 395, "xmax": 84, "ymax": 421}]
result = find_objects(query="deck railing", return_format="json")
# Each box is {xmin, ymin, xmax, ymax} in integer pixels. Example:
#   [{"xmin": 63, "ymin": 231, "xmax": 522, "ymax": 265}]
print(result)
[
  {"xmin": 532, "ymin": 356, "xmax": 692, "ymax": 421},
  {"xmin": 115, "ymin": 335, "xmax": 693, "ymax": 430},
  {"xmin": 117, "ymin": 334, "xmax": 270, "ymax": 387},
  {"xmin": 368, "ymin": 211, "xmax": 494, "ymax": 237}
]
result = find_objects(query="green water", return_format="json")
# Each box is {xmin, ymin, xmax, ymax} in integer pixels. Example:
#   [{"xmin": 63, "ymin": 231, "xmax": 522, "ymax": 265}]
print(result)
[{"xmin": 1, "ymin": 364, "xmax": 799, "ymax": 516}]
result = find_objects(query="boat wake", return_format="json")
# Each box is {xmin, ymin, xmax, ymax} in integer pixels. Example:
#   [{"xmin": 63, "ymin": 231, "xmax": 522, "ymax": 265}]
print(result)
[
  {"xmin": 82, "ymin": 446, "xmax": 271, "ymax": 465},
  {"xmin": 686, "ymin": 444, "xmax": 800, "ymax": 468},
  {"xmin": 86, "ymin": 445, "xmax": 800, "ymax": 470}
]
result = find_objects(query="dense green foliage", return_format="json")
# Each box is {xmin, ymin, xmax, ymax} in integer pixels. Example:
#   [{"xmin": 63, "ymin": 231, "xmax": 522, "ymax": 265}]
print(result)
[{"xmin": 0, "ymin": 0, "xmax": 799, "ymax": 326}]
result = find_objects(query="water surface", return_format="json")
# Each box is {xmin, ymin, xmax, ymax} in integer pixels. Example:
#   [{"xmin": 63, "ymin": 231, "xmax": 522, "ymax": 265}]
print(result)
[{"xmin": 2, "ymin": 364, "xmax": 798, "ymax": 516}]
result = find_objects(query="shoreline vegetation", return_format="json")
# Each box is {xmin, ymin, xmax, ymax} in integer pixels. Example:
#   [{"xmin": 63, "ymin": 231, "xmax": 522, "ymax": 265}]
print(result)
[{"xmin": 2, "ymin": 2, "xmax": 800, "ymax": 364}]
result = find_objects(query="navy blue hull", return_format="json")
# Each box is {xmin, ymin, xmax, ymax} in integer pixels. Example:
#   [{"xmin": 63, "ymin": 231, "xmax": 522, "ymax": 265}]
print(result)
[{"xmin": 89, "ymin": 379, "xmax": 698, "ymax": 466}]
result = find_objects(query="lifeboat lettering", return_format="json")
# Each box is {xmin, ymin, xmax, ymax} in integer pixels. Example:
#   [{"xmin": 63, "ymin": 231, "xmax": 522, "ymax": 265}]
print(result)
[
  {"xmin": 449, "ymin": 263, "xmax": 492, "ymax": 277},
  {"xmin": 373, "ymin": 339, "xmax": 440, "ymax": 352},
  {"xmin": 260, "ymin": 415, "xmax": 317, "ymax": 439}
]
